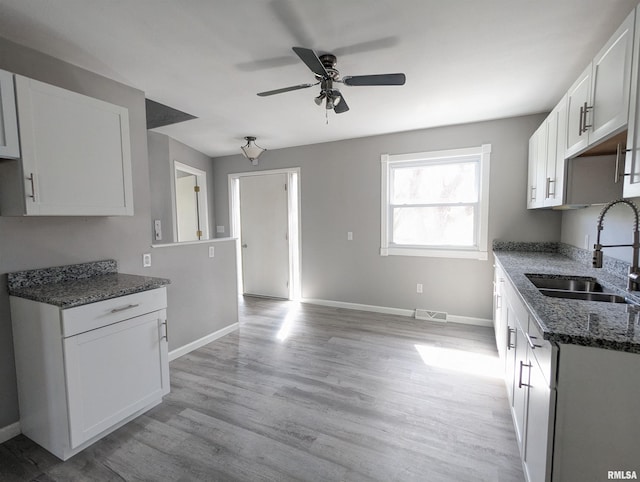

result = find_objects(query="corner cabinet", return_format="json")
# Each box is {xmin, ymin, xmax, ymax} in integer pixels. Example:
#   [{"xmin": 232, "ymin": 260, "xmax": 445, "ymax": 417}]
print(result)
[
  {"xmin": 0, "ymin": 71, "xmax": 133, "ymax": 216},
  {"xmin": 10, "ymin": 288, "xmax": 169, "ymax": 460}
]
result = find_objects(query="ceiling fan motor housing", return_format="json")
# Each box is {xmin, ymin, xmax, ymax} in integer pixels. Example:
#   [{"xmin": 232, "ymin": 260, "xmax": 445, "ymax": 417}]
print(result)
[{"xmin": 317, "ymin": 54, "xmax": 340, "ymax": 80}]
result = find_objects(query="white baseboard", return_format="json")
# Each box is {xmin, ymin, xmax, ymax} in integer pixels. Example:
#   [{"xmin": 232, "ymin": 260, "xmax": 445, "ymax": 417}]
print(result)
[
  {"xmin": 447, "ymin": 314, "xmax": 493, "ymax": 327},
  {"xmin": 169, "ymin": 322, "xmax": 239, "ymax": 361},
  {"xmin": 301, "ymin": 298, "xmax": 415, "ymax": 317},
  {"xmin": 0, "ymin": 421, "xmax": 21, "ymax": 444},
  {"xmin": 301, "ymin": 298, "xmax": 492, "ymax": 327}
]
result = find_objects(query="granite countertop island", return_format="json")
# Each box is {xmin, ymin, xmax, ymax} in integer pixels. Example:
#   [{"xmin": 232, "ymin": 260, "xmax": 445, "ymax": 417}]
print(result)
[
  {"xmin": 7, "ymin": 259, "xmax": 170, "ymax": 308},
  {"xmin": 494, "ymin": 244, "xmax": 640, "ymax": 354}
]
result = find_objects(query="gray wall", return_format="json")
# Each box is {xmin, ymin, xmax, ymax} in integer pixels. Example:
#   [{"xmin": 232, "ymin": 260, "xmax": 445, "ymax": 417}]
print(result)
[
  {"xmin": 561, "ymin": 198, "xmax": 640, "ymax": 263},
  {"xmin": 0, "ymin": 37, "xmax": 238, "ymax": 430},
  {"xmin": 213, "ymin": 114, "xmax": 562, "ymax": 320},
  {"xmin": 148, "ymin": 131, "xmax": 216, "ymax": 243}
]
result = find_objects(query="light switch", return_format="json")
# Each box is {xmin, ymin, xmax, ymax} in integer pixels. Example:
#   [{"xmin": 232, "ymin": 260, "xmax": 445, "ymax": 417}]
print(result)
[
  {"xmin": 216, "ymin": 226, "xmax": 225, "ymax": 234},
  {"xmin": 347, "ymin": 231, "xmax": 353, "ymax": 241},
  {"xmin": 154, "ymin": 220, "xmax": 162, "ymax": 241}
]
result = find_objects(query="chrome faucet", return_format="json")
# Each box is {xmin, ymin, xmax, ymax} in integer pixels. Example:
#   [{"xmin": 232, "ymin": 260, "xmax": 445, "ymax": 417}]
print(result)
[{"xmin": 592, "ymin": 199, "xmax": 640, "ymax": 291}]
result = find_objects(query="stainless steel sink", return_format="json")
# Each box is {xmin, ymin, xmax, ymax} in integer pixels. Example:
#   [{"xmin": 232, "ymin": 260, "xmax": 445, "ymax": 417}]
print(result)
[
  {"xmin": 525, "ymin": 274, "xmax": 630, "ymax": 304},
  {"xmin": 537, "ymin": 289, "xmax": 627, "ymax": 303},
  {"xmin": 526, "ymin": 275, "xmax": 605, "ymax": 292}
]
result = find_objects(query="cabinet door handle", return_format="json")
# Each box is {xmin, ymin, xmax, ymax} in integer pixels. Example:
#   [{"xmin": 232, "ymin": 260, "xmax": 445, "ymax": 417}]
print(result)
[
  {"xmin": 162, "ymin": 320, "xmax": 169, "ymax": 342},
  {"xmin": 507, "ymin": 327, "xmax": 516, "ymax": 350},
  {"xmin": 614, "ymin": 143, "xmax": 632, "ymax": 183},
  {"xmin": 580, "ymin": 102, "xmax": 593, "ymax": 135},
  {"xmin": 110, "ymin": 303, "xmax": 140, "ymax": 313},
  {"xmin": 546, "ymin": 177, "xmax": 556, "ymax": 197},
  {"xmin": 518, "ymin": 360, "xmax": 532, "ymax": 388},
  {"xmin": 26, "ymin": 173, "xmax": 37, "ymax": 202},
  {"xmin": 526, "ymin": 332, "xmax": 542, "ymax": 349},
  {"xmin": 579, "ymin": 104, "xmax": 585, "ymax": 136}
]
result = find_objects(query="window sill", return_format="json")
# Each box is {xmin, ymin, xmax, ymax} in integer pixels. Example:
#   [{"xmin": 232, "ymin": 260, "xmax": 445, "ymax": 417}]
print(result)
[{"xmin": 380, "ymin": 247, "xmax": 488, "ymax": 260}]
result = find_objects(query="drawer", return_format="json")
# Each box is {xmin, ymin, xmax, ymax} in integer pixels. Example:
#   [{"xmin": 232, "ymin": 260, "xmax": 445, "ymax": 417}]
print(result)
[
  {"xmin": 61, "ymin": 287, "xmax": 167, "ymax": 337},
  {"xmin": 527, "ymin": 316, "xmax": 556, "ymax": 387}
]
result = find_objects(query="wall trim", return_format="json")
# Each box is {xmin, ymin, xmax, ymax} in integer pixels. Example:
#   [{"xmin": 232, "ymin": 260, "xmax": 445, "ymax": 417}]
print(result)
[
  {"xmin": 0, "ymin": 421, "xmax": 21, "ymax": 444},
  {"xmin": 301, "ymin": 298, "xmax": 492, "ymax": 327},
  {"xmin": 168, "ymin": 323, "xmax": 239, "ymax": 361}
]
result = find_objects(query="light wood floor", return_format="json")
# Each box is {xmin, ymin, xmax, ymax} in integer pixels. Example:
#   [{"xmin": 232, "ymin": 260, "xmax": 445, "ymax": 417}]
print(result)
[{"xmin": 0, "ymin": 297, "xmax": 524, "ymax": 481}]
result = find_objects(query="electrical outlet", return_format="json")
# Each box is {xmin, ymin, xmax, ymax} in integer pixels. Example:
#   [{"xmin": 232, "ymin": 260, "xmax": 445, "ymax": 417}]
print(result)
[
  {"xmin": 209, "ymin": 246, "xmax": 215, "ymax": 258},
  {"xmin": 584, "ymin": 234, "xmax": 590, "ymax": 250},
  {"xmin": 347, "ymin": 231, "xmax": 353, "ymax": 241},
  {"xmin": 143, "ymin": 253, "xmax": 151, "ymax": 267},
  {"xmin": 417, "ymin": 283, "xmax": 423, "ymax": 294}
]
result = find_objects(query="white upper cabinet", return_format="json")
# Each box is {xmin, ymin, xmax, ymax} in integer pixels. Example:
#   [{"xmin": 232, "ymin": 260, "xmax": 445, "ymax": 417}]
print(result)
[
  {"xmin": 527, "ymin": 96, "xmax": 568, "ymax": 209},
  {"xmin": 565, "ymin": 66, "xmax": 592, "ymax": 158},
  {"xmin": 0, "ymin": 69, "xmax": 20, "ymax": 159},
  {"xmin": 543, "ymin": 96, "xmax": 568, "ymax": 207},
  {"xmin": 622, "ymin": 6, "xmax": 640, "ymax": 198},
  {"xmin": 0, "ymin": 73, "xmax": 133, "ymax": 216},
  {"xmin": 527, "ymin": 125, "xmax": 544, "ymax": 209},
  {"xmin": 565, "ymin": 11, "xmax": 635, "ymax": 158}
]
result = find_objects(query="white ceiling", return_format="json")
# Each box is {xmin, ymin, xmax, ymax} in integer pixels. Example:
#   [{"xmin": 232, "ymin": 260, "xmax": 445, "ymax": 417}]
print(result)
[{"xmin": 0, "ymin": 0, "xmax": 638, "ymax": 157}]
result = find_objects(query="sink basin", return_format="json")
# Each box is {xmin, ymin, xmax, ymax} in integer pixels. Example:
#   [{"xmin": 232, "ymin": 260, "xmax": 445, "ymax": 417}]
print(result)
[
  {"xmin": 525, "ymin": 273, "xmax": 633, "ymax": 304},
  {"xmin": 537, "ymin": 289, "xmax": 627, "ymax": 303},
  {"xmin": 526, "ymin": 274, "xmax": 605, "ymax": 292}
]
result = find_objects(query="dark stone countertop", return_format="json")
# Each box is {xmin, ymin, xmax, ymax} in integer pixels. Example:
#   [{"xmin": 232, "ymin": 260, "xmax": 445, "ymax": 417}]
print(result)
[
  {"xmin": 494, "ymin": 250, "xmax": 640, "ymax": 353},
  {"xmin": 7, "ymin": 260, "xmax": 170, "ymax": 309}
]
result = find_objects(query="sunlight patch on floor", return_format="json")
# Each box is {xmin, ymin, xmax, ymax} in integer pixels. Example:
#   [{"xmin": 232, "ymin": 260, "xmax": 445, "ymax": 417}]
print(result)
[
  {"xmin": 414, "ymin": 344, "xmax": 502, "ymax": 379},
  {"xmin": 276, "ymin": 302, "xmax": 301, "ymax": 341}
]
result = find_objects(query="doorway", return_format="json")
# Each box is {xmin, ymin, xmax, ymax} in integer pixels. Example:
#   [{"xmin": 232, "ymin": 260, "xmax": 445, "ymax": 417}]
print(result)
[
  {"xmin": 173, "ymin": 161, "xmax": 209, "ymax": 242},
  {"xmin": 229, "ymin": 168, "xmax": 301, "ymax": 300}
]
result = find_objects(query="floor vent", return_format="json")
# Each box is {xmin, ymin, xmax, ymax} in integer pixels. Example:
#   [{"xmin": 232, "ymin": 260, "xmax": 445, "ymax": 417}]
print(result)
[{"xmin": 415, "ymin": 309, "xmax": 448, "ymax": 322}]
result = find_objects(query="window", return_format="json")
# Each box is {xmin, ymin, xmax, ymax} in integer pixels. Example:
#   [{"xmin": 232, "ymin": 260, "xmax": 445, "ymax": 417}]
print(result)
[{"xmin": 381, "ymin": 144, "xmax": 491, "ymax": 260}]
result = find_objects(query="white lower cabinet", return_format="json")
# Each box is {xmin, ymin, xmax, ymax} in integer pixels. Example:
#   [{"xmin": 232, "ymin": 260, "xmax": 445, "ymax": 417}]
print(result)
[
  {"xmin": 497, "ymin": 272, "xmax": 557, "ymax": 482},
  {"xmin": 10, "ymin": 287, "xmax": 169, "ymax": 460},
  {"xmin": 494, "ymin": 263, "xmax": 640, "ymax": 482}
]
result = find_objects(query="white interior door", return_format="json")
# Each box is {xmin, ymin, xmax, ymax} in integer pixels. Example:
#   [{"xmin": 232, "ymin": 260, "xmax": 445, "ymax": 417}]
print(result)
[{"xmin": 240, "ymin": 173, "xmax": 289, "ymax": 299}]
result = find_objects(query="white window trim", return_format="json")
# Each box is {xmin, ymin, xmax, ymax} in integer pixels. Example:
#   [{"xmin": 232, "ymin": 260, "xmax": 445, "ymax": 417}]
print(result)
[{"xmin": 380, "ymin": 144, "xmax": 491, "ymax": 260}]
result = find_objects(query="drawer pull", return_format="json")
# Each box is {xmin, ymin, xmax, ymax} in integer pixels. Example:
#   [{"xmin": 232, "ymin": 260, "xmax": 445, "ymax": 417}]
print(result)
[
  {"xmin": 526, "ymin": 332, "xmax": 542, "ymax": 350},
  {"xmin": 507, "ymin": 327, "xmax": 516, "ymax": 350},
  {"xmin": 110, "ymin": 303, "xmax": 140, "ymax": 313}
]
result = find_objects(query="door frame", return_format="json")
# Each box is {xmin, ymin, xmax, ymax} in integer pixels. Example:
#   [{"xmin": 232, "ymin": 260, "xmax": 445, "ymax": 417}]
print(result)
[{"xmin": 228, "ymin": 167, "xmax": 301, "ymax": 300}]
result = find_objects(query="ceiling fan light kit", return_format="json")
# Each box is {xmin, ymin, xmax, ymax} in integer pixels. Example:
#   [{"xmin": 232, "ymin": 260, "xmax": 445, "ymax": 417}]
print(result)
[
  {"xmin": 240, "ymin": 136, "xmax": 266, "ymax": 166},
  {"xmin": 257, "ymin": 47, "xmax": 406, "ymax": 116}
]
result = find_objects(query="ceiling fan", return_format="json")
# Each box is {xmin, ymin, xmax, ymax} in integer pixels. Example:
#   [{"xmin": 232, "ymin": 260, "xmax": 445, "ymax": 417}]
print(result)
[{"xmin": 257, "ymin": 47, "xmax": 406, "ymax": 114}]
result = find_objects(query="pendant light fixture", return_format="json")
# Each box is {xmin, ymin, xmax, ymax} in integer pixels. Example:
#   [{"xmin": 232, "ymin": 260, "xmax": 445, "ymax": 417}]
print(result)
[{"xmin": 240, "ymin": 136, "xmax": 266, "ymax": 166}]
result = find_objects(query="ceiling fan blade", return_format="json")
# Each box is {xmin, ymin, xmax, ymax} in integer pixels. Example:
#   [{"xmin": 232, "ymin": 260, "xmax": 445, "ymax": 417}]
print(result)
[
  {"xmin": 342, "ymin": 73, "xmax": 406, "ymax": 86},
  {"xmin": 257, "ymin": 83, "xmax": 317, "ymax": 97},
  {"xmin": 333, "ymin": 92, "xmax": 349, "ymax": 114},
  {"xmin": 292, "ymin": 47, "xmax": 329, "ymax": 78}
]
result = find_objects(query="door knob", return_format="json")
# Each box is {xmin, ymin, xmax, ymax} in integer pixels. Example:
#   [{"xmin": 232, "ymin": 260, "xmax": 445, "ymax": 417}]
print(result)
[{"xmin": 242, "ymin": 243, "xmax": 248, "ymax": 248}]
